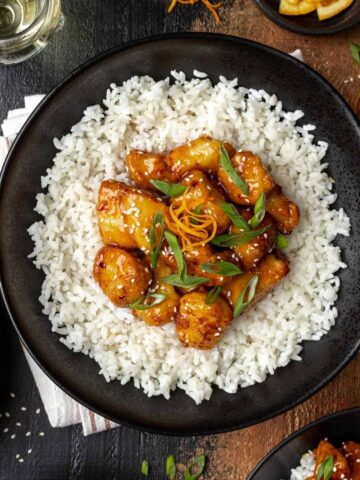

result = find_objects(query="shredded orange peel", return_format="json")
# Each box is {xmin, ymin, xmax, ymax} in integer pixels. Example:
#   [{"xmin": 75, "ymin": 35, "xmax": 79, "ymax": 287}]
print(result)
[
  {"xmin": 167, "ymin": 0, "xmax": 222, "ymax": 23},
  {"xmin": 165, "ymin": 188, "xmax": 217, "ymax": 252}
]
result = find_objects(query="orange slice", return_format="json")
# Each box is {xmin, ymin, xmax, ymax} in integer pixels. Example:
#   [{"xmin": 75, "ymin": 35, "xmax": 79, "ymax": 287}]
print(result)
[
  {"xmin": 317, "ymin": 0, "xmax": 354, "ymax": 20},
  {"xmin": 279, "ymin": 0, "xmax": 317, "ymax": 15}
]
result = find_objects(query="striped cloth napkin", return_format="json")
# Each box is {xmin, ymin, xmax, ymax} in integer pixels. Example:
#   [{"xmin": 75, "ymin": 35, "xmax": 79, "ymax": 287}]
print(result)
[
  {"xmin": 0, "ymin": 49, "xmax": 303, "ymax": 435},
  {"xmin": 0, "ymin": 95, "xmax": 118, "ymax": 436}
]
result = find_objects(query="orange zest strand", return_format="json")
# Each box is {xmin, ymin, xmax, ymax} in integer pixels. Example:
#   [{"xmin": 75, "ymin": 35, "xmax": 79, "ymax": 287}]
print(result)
[
  {"xmin": 165, "ymin": 188, "xmax": 217, "ymax": 252},
  {"xmin": 167, "ymin": 0, "xmax": 222, "ymax": 23}
]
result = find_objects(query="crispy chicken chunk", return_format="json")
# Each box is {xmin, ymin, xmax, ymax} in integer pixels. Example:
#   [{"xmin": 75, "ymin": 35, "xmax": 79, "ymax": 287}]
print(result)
[
  {"xmin": 342, "ymin": 441, "xmax": 360, "ymax": 480},
  {"xmin": 134, "ymin": 261, "xmax": 180, "ymax": 327},
  {"xmin": 97, "ymin": 180, "xmax": 137, "ymax": 249},
  {"xmin": 311, "ymin": 441, "xmax": 350, "ymax": 480},
  {"xmin": 171, "ymin": 170, "xmax": 231, "ymax": 234},
  {"xmin": 266, "ymin": 185, "xmax": 300, "ymax": 234},
  {"xmin": 93, "ymin": 245, "xmax": 152, "ymax": 307},
  {"xmin": 125, "ymin": 149, "xmax": 178, "ymax": 191},
  {"xmin": 176, "ymin": 291, "xmax": 232, "ymax": 349},
  {"xmin": 165, "ymin": 135, "xmax": 236, "ymax": 177},
  {"xmin": 218, "ymin": 151, "xmax": 274, "ymax": 206},
  {"xmin": 98, "ymin": 180, "xmax": 168, "ymax": 253},
  {"xmin": 222, "ymin": 252, "xmax": 289, "ymax": 309},
  {"xmin": 230, "ymin": 209, "xmax": 277, "ymax": 271}
]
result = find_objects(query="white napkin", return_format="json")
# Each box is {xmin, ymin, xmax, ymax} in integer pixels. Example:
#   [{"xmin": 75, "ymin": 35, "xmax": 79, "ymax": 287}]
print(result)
[
  {"xmin": 1, "ymin": 50, "xmax": 304, "ymax": 435},
  {"xmin": 0, "ymin": 95, "xmax": 118, "ymax": 436}
]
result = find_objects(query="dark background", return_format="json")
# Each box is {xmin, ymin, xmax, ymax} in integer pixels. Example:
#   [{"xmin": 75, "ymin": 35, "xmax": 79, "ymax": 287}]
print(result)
[
  {"xmin": 0, "ymin": 1, "xmax": 359, "ymax": 479},
  {"xmin": 0, "ymin": 2, "xmax": 215, "ymax": 479}
]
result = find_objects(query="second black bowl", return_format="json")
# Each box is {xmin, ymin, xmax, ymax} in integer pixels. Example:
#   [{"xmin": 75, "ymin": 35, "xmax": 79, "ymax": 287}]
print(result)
[{"xmin": 248, "ymin": 407, "xmax": 360, "ymax": 480}]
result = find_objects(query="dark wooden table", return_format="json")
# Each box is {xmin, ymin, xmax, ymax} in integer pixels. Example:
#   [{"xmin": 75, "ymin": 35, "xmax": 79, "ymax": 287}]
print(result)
[{"xmin": 0, "ymin": 1, "xmax": 359, "ymax": 479}]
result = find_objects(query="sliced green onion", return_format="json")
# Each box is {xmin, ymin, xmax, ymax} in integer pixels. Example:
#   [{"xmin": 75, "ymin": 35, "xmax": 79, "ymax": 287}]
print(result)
[
  {"xmin": 249, "ymin": 192, "xmax": 266, "ymax": 228},
  {"xmin": 201, "ymin": 261, "xmax": 242, "ymax": 276},
  {"xmin": 165, "ymin": 454, "xmax": 176, "ymax": 480},
  {"xmin": 191, "ymin": 205, "xmax": 202, "ymax": 225},
  {"xmin": 233, "ymin": 275, "xmax": 259, "ymax": 318},
  {"xmin": 184, "ymin": 454, "xmax": 206, "ymax": 480},
  {"xmin": 150, "ymin": 212, "xmax": 165, "ymax": 268},
  {"xmin": 161, "ymin": 273, "xmax": 209, "ymax": 288},
  {"xmin": 161, "ymin": 231, "xmax": 209, "ymax": 289},
  {"xmin": 317, "ymin": 455, "xmax": 334, "ymax": 480},
  {"xmin": 220, "ymin": 202, "xmax": 250, "ymax": 231},
  {"xmin": 350, "ymin": 42, "xmax": 360, "ymax": 65},
  {"xmin": 205, "ymin": 286, "xmax": 223, "ymax": 305},
  {"xmin": 219, "ymin": 144, "xmax": 249, "ymax": 195},
  {"xmin": 129, "ymin": 293, "xmax": 167, "ymax": 311},
  {"xmin": 276, "ymin": 233, "xmax": 288, "ymax": 250},
  {"xmin": 150, "ymin": 179, "xmax": 186, "ymax": 197},
  {"xmin": 141, "ymin": 460, "xmax": 149, "ymax": 476},
  {"xmin": 211, "ymin": 225, "xmax": 270, "ymax": 248}
]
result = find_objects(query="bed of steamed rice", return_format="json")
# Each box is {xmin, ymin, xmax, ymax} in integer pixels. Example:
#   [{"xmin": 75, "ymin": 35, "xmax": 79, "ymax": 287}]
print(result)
[
  {"xmin": 27, "ymin": 70, "xmax": 351, "ymax": 404},
  {"xmin": 288, "ymin": 452, "xmax": 316, "ymax": 480}
]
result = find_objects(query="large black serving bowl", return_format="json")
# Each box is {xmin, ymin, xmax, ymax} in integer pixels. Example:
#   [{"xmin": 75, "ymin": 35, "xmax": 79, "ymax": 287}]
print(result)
[
  {"xmin": 248, "ymin": 408, "xmax": 360, "ymax": 479},
  {"xmin": 0, "ymin": 34, "xmax": 359, "ymax": 435}
]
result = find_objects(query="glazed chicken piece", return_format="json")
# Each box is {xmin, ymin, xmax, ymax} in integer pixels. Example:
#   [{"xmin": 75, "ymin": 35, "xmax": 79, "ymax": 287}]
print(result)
[
  {"xmin": 93, "ymin": 245, "xmax": 152, "ymax": 307},
  {"xmin": 97, "ymin": 180, "xmax": 168, "ymax": 254},
  {"xmin": 218, "ymin": 150, "xmax": 274, "ymax": 206},
  {"xmin": 165, "ymin": 135, "xmax": 236, "ymax": 177},
  {"xmin": 134, "ymin": 261, "xmax": 180, "ymax": 327},
  {"xmin": 230, "ymin": 209, "xmax": 277, "ymax": 271},
  {"xmin": 222, "ymin": 252, "xmax": 289, "ymax": 310},
  {"xmin": 125, "ymin": 149, "xmax": 179, "ymax": 191},
  {"xmin": 266, "ymin": 185, "xmax": 300, "ymax": 234},
  {"xmin": 170, "ymin": 170, "xmax": 231, "ymax": 234},
  {"xmin": 342, "ymin": 441, "xmax": 360, "ymax": 480},
  {"xmin": 311, "ymin": 441, "xmax": 350, "ymax": 480},
  {"xmin": 176, "ymin": 290, "xmax": 233, "ymax": 349},
  {"xmin": 97, "ymin": 180, "xmax": 137, "ymax": 249}
]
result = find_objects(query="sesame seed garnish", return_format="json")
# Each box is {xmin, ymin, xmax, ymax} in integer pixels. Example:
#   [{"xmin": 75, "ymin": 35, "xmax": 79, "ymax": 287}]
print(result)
[
  {"xmin": 36, "ymin": 408, "xmax": 41, "ymax": 414},
  {"xmin": 25, "ymin": 432, "xmax": 31, "ymax": 437},
  {"xmin": 16, "ymin": 454, "xmax": 20, "ymax": 459},
  {"xmin": 3, "ymin": 428, "xmax": 9, "ymax": 433},
  {"xmin": 16, "ymin": 422, "xmax": 21, "ymax": 427},
  {"xmin": 5, "ymin": 412, "xmax": 10, "ymax": 417},
  {"xmin": 28, "ymin": 449, "xmax": 32, "ymax": 455},
  {"xmin": 21, "ymin": 407, "xmax": 27, "ymax": 411},
  {"xmin": 10, "ymin": 393, "xmax": 15, "ymax": 398},
  {"xmin": 11, "ymin": 434, "xmax": 16, "ymax": 439},
  {"xmin": 18, "ymin": 458, "xmax": 24, "ymax": 463},
  {"xmin": 39, "ymin": 432, "xmax": 45, "ymax": 437}
]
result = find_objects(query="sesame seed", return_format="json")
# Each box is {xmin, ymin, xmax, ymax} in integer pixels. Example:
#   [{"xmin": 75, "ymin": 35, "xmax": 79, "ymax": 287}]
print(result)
[
  {"xmin": 16, "ymin": 454, "xmax": 20, "ymax": 459},
  {"xmin": 25, "ymin": 432, "xmax": 31, "ymax": 437},
  {"xmin": 21, "ymin": 407, "xmax": 27, "ymax": 411},
  {"xmin": 10, "ymin": 393, "xmax": 15, "ymax": 398},
  {"xmin": 11, "ymin": 434, "xmax": 16, "ymax": 439},
  {"xmin": 16, "ymin": 422, "xmax": 21, "ymax": 427},
  {"xmin": 28, "ymin": 449, "xmax": 32, "ymax": 455},
  {"xmin": 39, "ymin": 432, "xmax": 45, "ymax": 437},
  {"xmin": 3, "ymin": 428, "xmax": 9, "ymax": 433},
  {"xmin": 5, "ymin": 412, "xmax": 10, "ymax": 417},
  {"xmin": 18, "ymin": 458, "xmax": 24, "ymax": 463}
]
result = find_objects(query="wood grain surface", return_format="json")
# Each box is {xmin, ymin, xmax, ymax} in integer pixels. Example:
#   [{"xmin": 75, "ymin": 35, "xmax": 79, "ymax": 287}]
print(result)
[{"xmin": 0, "ymin": 1, "xmax": 359, "ymax": 479}]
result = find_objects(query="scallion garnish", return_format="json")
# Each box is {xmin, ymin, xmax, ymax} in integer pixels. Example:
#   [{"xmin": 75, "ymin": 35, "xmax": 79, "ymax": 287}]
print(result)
[
  {"xmin": 205, "ymin": 286, "xmax": 223, "ymax": 305},
  {"xmin": 233, "ymin": 275, "xmax": 259, "ymax": 317},
  {"xmin": 350, "ymin": 42, "xmax": 360, "ymax": 66},
  {"xmin": 150, "ymin": 179, "xmax": 186, "ymax": 197},
  {"xmin": 219, "ymin": 144, "xmax": 249, "ymax": 195},
  {"xmin": 161, "ymin": 231, "xmax": 209, "ymax": 288},
  {"xmin": 129, "ymin": 293, "xmax": 167, "ymax": 311},
  {"xmin": 220, "ymin": 202, "xmax": 250, "ymax": 231},
  {"xmin": 150, "ymin": 212, "xmax": 165, "ymax": 268},
  {"xmin": 211, "ymin": 225, "xmax": 270, "ymax": 248},
  {"xmin": 141, "ymin": 460, "xmax": 149, "ymax": 476},
  {"xmin": 184, "ymin": 454, "xmax": 206, "ymax": 480},
  {"xmin": 165, "ymin": 454, "xmax": 176, "ymax": 480},
  {"xmin": 201, "ymin": 261, "xmax": 242, "ymax": 276},
  {"xmin": 276, "ymin": 233, "xmax": 288, "ymax": 250},
  {"xmin": 249, "ymin": 192, "xmax": 266, "ymax": 228},
  {"xmin": 317, "ymin": 455, "xmax": 334, "ymax": 480}
]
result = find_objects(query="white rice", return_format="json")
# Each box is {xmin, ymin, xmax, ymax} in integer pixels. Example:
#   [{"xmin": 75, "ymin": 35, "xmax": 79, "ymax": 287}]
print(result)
[
  {"xmin": 28, "ymin": 71, "xmax": 350, "ymax": 404},
  {"xmin": 288, "ymin": 451, "xmax": 316, "ymax": 480}
]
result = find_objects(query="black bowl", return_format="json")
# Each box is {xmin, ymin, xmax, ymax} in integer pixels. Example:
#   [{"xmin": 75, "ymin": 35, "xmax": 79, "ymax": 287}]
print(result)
[
  {"xmin": 248, "ymin": 407, "xmax": 360, "ymax": 479},
  {"xmin": 254, "ymin": 0, "xmax": 360, "ymax": 35},
  {"xmin": 0, "ymin": 34, "xmax": 360, "ymax": 435}
]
